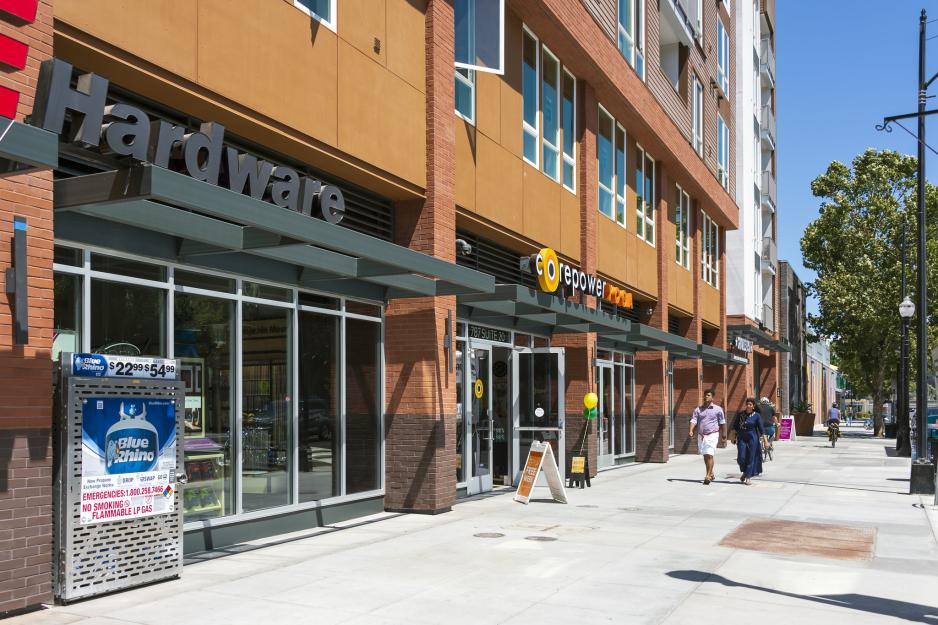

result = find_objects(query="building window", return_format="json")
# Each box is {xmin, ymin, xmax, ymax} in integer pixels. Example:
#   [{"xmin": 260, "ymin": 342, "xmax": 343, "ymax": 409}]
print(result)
[
  {"xmin": 293, "ymin": 0, "xmax": 336, "ymax": 32},
  {"xmin": 692, "ymin": 75, "xmax": 704, "ymax": 156},
  {"xmin": 53, "ymin": 248, "xmax": 385, "ymax": 523},
  {"xmin": 542, "ymin": 47, "xmax": 561, "ymax": 182},
  {"xmin": 635, "ymin": 146, "xmax": 655, "ymax": 245},
  {"xmin": 675, "ymin": 186, "xmax": 691, "ymax": 269},
  {"xmin": 702, "ymin": 211, "xmax": 720, "ymax": 288},
  {"xmin": 717, "ymin": 113, "xmax": 729, "ymax": 189},
  {"xmin": 717, "ymin": 17, "xmax": 730, "ymax": 96},
  {"xmin": 455, "ymin": 68, "xmax": 476, "ymax": 124},
  {"xmin": 618, "ymin": 0, "xmax": 645, "ymax": 80},
  {"xmin": 562, "ymin": 69, "xmax": 576, "ymax": 192},
  {"xmin": 522, "ymin": 28, "xmax": 539, "ymax": 167},
  {"xmin": 597, "ymin": 106, "xmax": 615, "ymax": 220},
  {"xmin": 615, "ymin": 123, "xmax": 627, "ymax": 225}
]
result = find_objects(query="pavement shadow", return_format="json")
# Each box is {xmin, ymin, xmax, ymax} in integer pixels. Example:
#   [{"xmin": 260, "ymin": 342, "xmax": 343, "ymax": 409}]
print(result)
[
  {"xmin": 666, "ymin": 478, "xmax": 741, "ymax": 486},
  {"xmin": 667, "ymin": 570, "xmax": 938, "ymax": 623}
]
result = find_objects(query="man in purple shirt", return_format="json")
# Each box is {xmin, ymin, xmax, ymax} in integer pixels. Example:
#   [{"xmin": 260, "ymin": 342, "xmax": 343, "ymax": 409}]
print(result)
[{"xmin": 688, "ymin": 389, "xmax": 726, "ymax": 485}]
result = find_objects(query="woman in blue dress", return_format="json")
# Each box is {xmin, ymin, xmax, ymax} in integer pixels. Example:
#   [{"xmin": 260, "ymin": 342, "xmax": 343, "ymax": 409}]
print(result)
[{"xmin": 732, "ymin": 397, "xmax": 768, "ymax": 485}]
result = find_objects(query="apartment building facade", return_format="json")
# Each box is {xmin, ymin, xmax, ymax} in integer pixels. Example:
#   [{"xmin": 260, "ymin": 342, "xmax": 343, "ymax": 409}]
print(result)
[
  {"xmin": 779, "ymin": 260, "xmax": 807, "ymax": 415},
  {"xmin": 0, "ymin": 0, "xmax": 742, "ymax": 613},
  {"xmin": 725, "ymin": 0, "xmax": 786, "ymax": 410}
]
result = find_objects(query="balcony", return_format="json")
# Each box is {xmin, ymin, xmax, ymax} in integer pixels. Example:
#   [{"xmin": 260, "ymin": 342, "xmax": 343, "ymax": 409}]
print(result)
[
  {"xmin": 762, "ymin": 236, "xmax": 778, "ymax": 275},
  {"xmin": 761, "ymin": 169, "xmax": 777, "ymax": 213},
  {"xmin": 660, "ymin": 0, "xmax": 698, "ymax": 48},
  {"xmin": 760, "ymin": 105, "xmax": 776, "ymax": 151},
  {"xmin": 760, "ymin": 38, "xmax": 776, "ymax": 88},
  {"xmin": 762, "ymin": 304, "xmax": 775, "ymax": 333}
]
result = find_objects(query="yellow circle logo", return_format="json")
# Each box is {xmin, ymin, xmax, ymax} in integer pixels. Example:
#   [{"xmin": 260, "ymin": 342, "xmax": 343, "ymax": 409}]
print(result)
[
  {"xmin": 473, "ymin": 378, "xmax": 484, "ymax": 399},
  {"xmin": 535, "ymin": 248, "xmax": 560, "ymax": 293}
]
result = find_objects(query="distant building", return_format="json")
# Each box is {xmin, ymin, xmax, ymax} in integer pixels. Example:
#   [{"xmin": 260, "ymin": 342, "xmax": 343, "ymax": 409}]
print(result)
[
  {"xmin": 778, "ymin": 261, "xmax": 806, "ymax": 415},
  {"xmin": 807, "ymin": 340, "xmax": 841, "ymax": 423}
]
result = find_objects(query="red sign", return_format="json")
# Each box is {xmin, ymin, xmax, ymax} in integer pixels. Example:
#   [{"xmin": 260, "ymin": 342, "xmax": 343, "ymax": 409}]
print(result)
[{"xmin": 0, "ymin": 0, "xmax": 38, "ymax": 118}]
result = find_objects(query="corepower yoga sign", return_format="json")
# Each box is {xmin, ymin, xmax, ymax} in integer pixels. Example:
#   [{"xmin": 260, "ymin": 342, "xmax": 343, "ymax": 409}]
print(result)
[
  {"xmin": 525, "ymin": 248, "xmax": 633, "ymax": 308},
  {"xmin": 30, "ymin": 59, "xmax": 346, "ymax": 224}
]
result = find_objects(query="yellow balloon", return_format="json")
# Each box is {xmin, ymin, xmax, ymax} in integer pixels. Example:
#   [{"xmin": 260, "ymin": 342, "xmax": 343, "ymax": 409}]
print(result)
[{"xmin": 583, "ymin": 392, "xmax": 598, "ymax": 410}]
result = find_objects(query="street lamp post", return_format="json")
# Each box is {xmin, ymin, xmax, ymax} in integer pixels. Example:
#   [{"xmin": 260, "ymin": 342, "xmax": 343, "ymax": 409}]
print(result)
[
  {"xmin": 900, "ymin": 293, "xmax": 915, "ymax": 458},
  {"xmin": 879, "ymin": 9, "xmax": 935, "ymax": 492}
]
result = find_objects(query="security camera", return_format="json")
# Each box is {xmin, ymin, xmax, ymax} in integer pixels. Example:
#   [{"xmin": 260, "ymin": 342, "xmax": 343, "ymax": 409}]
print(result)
[{"xmin": 456, "ymin": 238, "xmax": 473, "ymax": 257}]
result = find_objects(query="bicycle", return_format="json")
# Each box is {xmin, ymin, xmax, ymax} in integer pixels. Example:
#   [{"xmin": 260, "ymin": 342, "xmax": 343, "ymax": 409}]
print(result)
[{"xmin": 762, "ymin": 439, "xmax": 773, "ymax": 462}]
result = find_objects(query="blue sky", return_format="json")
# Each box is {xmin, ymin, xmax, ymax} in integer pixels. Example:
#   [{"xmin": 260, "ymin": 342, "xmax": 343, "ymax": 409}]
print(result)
[{"xmin": 776, "ymin": 2, "xmax": 938, "ymax": 312}]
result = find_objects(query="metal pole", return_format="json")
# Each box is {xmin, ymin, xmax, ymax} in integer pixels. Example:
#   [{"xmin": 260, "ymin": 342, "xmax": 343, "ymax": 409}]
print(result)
[
  {"xmin": 901, "ymin": 222, "xmax": 911, "ymax": 457},
  {"xmin": 916, "ymin": 9, "xmax": 930, "ymax": 461}
]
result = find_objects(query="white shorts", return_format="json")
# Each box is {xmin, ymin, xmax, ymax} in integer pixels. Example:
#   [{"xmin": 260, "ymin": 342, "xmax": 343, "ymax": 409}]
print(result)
[{"xmin": 698, "ymin": 432, "xmax": 720, "ymax": 456}]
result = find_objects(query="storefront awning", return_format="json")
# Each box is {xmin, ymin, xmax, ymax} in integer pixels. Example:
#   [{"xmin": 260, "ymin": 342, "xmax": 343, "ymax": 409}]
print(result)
[
  {"xmin": 699, "ymin": 344, "xmax": 749, "ymax": 366},
  {"xmin": 53, "ymin": 164, "xmax": 495, "ymax": 301},
  {"xmin": 728, "ymin": 324, "xmax": 790, "ymax": 353},
  {"xmin": 459, "ymin": 284, "xmax": 700, "ymax": 359},
  {"xmin": 0, "ymin": 119, "xmax": 58, "ymax": 176}
]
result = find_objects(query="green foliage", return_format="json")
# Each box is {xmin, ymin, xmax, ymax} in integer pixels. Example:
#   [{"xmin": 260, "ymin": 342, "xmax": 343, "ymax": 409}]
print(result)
[{"xmin": 801, "ymin": 149, "xmax": 938, "ymax": 412}]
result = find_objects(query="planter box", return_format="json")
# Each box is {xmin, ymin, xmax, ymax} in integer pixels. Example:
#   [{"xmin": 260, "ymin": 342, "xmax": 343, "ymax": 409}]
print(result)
[{"xmin": 794, "ymin": 412, "xmax": 816, "ymax": 436}]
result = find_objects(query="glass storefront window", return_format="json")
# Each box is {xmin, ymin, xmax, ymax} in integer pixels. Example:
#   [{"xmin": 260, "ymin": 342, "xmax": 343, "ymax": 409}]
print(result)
[
  {"xmin": 456, "ymin": 340, "xmax": 466, "ymax": 483},
  {"xmin": 242, "ymin": 303, "xmax": 291, "ymax": 511},
  {"xmin": 519, "ymin": 352, "xmax": 559, "ymax": 428},
  {"xmin": 345, "ymin": 318, "xmax": 381, "ymax": 494},
  {"xmin": 54, "ymin": 245, "xmax": 82, "ymax": 267},
  {"xmin": 91, "ymin": 254, "xmax": 166, "ymax": 282},
  {"xmin": 243, "ymin": 281, "xmax": 292, "ymax": 302},
  {"xmin": 298, "ymin": 310, "xmax": 340, "ymax": 502},
  {"xmin": 53, "ymin": 273, "xmax": 81, "ymax": 360},
  {"xmin": 91, "ymin": 279, "xmax": 165, "ymax": 356},
  {"xmin": 175, "ymin": 270, "xmax": 236, "ymax": 294},
  {"xmin": 299, "ymin": 291, "xmax": 339, "ymax": 310},
  {"xmin": 175, "ymin": 293, "xmax": 235, "ymax": 520},
  {"xmin": 346, "ymin": 301, "xmax": 381, "ymax": 318}
]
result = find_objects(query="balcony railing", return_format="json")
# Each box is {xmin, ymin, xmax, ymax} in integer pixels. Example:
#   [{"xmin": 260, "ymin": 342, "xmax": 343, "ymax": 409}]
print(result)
[
  {"xmin": 761, "ymin": 169, "xmax": 777, "ymax": 212},
  {"xmin": 760, "ymin": 38, "xmax": 776, "ymax": 88},
  {"xmin": 660, "ymin": 0, "xmax": 698, "ymax": 46},
  {"xmin": 760, "ymin": 105, "xmax": 776, "ymax": 150},
  {"xmin": 762, "ymin": 236, "xmax": 778, "ymax": 275},
  {"xmin": 763, "ymin": 304, "xmax": 775, "ymax": 332}
]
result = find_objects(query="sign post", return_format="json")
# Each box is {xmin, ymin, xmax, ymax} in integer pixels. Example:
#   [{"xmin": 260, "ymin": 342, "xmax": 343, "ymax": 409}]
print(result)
[{"xmin": 514, "ymin": 441, "xmax": 567, "ymax": 504}]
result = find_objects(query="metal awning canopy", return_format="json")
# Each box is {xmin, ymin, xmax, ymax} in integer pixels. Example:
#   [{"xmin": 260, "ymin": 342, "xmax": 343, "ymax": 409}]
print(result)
[
  {"xmin": 699, "ymin": 344, "xmax": 749, "ymax": 366},
  {"xmin": 54, "ymin": 164, "xmax": 495, "ymax": 301},
  {"xmin": 0, "ymin": 119, "xmax": 58, "ymax": 176},
  {"xmin": 459, "ymin": 284, "xmax": 701, "ymax": 358},
  {"xmin": 728, "ymin": 324, "xmax": 791, "ymax": 353}
]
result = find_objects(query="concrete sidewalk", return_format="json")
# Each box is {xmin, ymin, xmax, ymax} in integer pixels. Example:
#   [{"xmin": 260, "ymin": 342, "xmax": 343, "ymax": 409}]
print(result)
[{"xmin": 13, "ymin": 431, "xmax": 938, "ymax": 625}]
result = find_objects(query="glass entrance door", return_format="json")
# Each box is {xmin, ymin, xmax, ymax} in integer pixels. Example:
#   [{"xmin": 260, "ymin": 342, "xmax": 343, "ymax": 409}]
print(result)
[
  {"xmin": 597, "ymin": 362, "xmax": 615, "ymax": 468},
  {"xmin": 513, "ymin": 348, "xmax": 565, "ymax": 485},
  {"xmin": 467, "ymin": 345, "xmax": 493, "ymax": 495}
]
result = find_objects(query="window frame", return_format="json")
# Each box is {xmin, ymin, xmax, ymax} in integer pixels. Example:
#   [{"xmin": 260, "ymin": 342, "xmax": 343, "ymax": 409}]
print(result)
[
  {"xmin": 635, "ymin": 144, "xmax": 655, "ymax": 246},
  {"xmin": 292, "ymin": 0, "xmax": 337, "ymax": 33},
  {"xmin": 701, "ymin": 211, "xmax": 720, "ymax": 288},
  {"xmin": 717, "ymin": 17, "xmax": 730, "ymax": 96},
  {"xmin": 717, "ymin": 113, "xmax": 729, "ymax": 189},
  {"xmin": 675, "ymin": 185, "xmax": 691, "ymax": 270},
  {"xmin": 561, "ymin": 68, "xmax": 577, "ymax": 193},
  {"xmin": 618, "ymin": 0, "xmax": 646, "ymax": 80},
  {"xmin": 541, "ymin": 45, "xmax": 561, "ymax": 182},
  {"xmin": 455, "ymin": 67, "xmax": 476, "ymax": 125},
  {"xmin": 692, "ymin": 75, "xmax": 704, "ymax": 156},
  {"xmin": 615, "ymin": 122, "xmax": 627, "ymax": 227},
  {"xmin": 522, "ymin": 26, "xmax": 540, "ymax": 169},
  {"xmin": 597, "ymin": 104, "xmax": 616, "ymax": 221}
]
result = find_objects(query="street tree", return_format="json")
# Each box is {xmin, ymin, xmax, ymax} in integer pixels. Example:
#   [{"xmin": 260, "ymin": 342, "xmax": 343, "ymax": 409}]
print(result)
[{"xmin": 802, "ymin": 149, "xmax": 938, "ymax": 451}]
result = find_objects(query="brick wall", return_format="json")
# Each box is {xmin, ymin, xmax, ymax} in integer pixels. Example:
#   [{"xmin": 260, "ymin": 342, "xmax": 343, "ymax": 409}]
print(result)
[
  {"xmin": 0, "ymin": 0, "xmax": 54, "ymax": 616},
  {"xmin": 384, "ymin": 0, "xmax": 456, "ymax": 514}
]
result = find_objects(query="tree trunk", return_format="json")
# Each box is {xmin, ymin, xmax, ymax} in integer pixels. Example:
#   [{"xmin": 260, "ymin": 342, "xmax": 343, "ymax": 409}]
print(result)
[{"xmin": 873, "ymin": 389, "xmax": 885, "ymax": 438}]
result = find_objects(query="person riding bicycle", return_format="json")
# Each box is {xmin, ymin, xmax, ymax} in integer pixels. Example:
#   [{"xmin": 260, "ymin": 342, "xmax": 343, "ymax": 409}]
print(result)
[
  {"xmin": 759, "ymin": 397, "xmax": 777, "ymax": 444},
  {"xmin": 826, "ymin": 403, "xmax": 841, "ymax": 427}
]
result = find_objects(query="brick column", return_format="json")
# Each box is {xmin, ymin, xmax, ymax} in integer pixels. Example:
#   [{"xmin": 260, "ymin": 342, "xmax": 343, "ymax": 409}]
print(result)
[
  {"xmin": 383, "ymin": 0, "xmax": 456, "ymax": 514},
  {"xmin": 554, "ymin": 82, "xmax": 599, "ymax": 476},
  {"xmin": 0, "ymin": 0, "xmax": 54, "ymax": 615},
  {"xmin": 635, "ymin": 166, "xmax": 671, "ymax": 463}
]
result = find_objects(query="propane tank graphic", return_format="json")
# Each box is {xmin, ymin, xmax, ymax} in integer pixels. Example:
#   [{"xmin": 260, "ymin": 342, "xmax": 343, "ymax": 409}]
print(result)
[{"xmin": 104, "ymin": 402, "xmax": 159, "ymax": 474}]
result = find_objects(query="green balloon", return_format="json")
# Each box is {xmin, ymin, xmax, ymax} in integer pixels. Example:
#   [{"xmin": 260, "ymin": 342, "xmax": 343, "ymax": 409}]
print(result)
[{"xmin": 583, "ymin": 407, "xmax": 597, "ymax": 420}]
